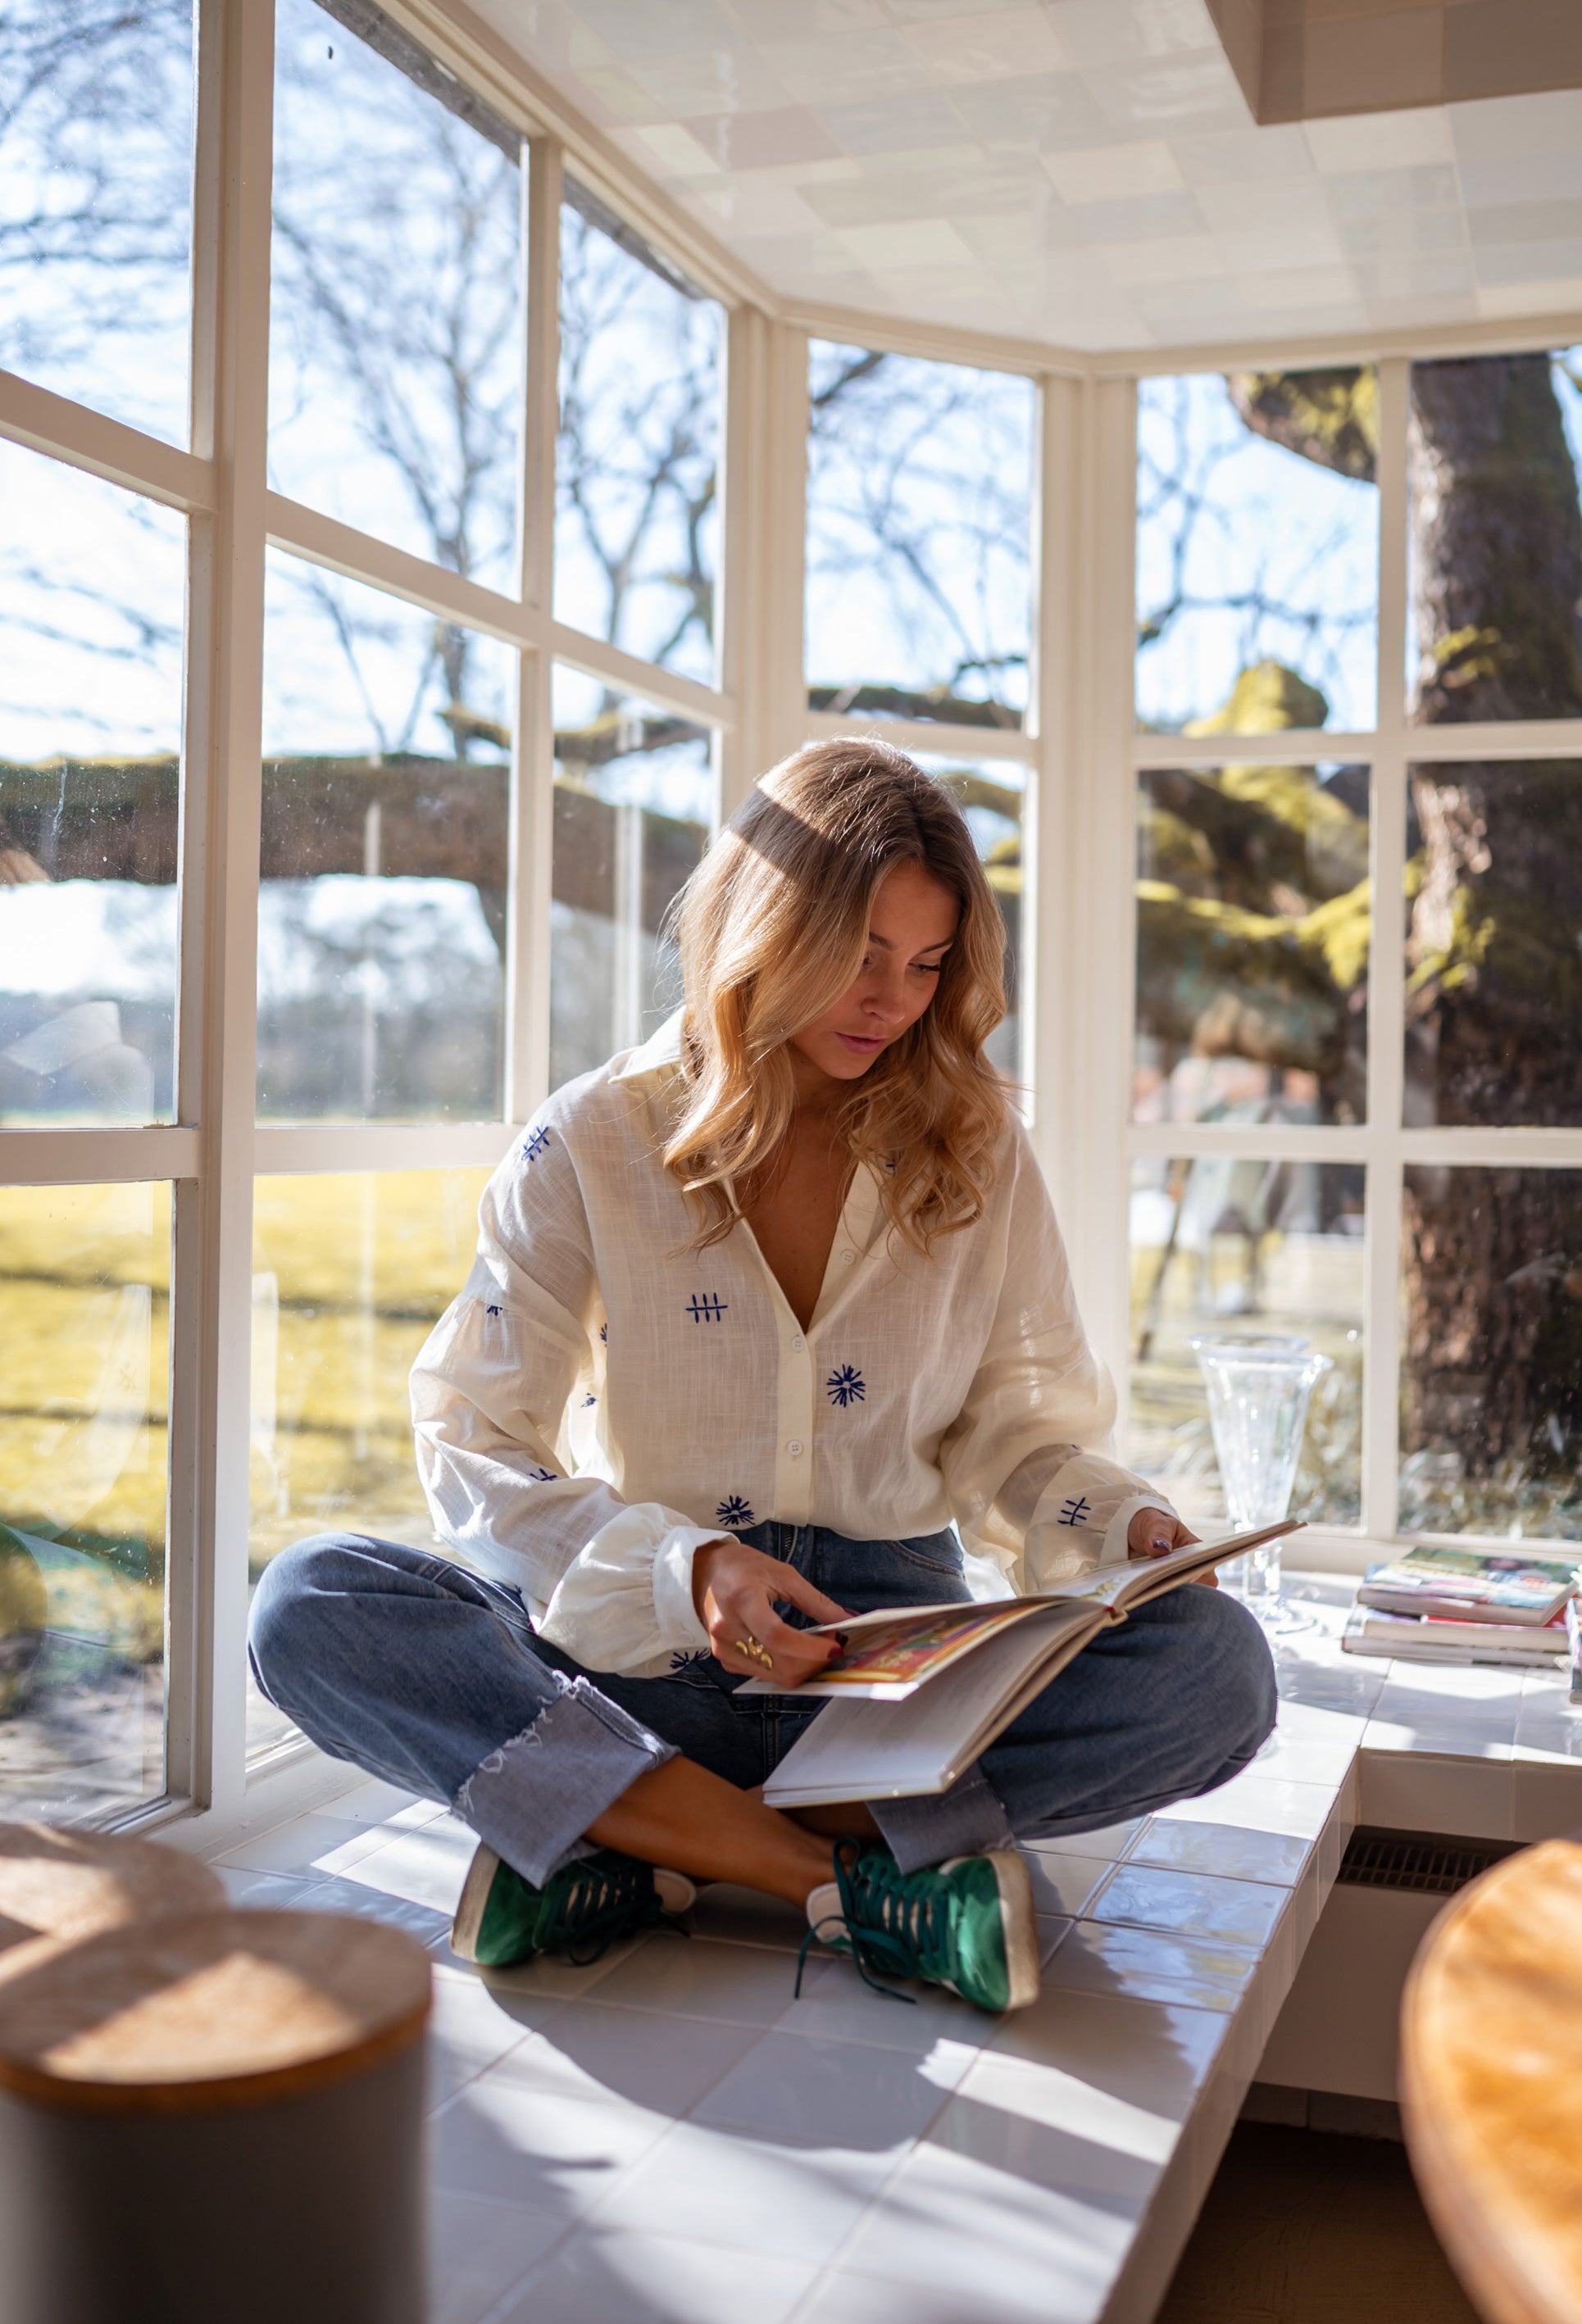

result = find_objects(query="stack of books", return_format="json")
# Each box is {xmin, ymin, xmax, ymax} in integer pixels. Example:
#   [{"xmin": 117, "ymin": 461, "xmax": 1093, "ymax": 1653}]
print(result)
[{"xmin": 1343, "ymin": 1545, "xmax": 1581, "ymax": 1688}]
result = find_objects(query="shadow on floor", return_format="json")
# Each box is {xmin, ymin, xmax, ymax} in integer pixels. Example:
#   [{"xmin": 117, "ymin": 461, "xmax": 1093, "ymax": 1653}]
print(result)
[{"xmin": 1157, "ymin": 2123, "xmax": 1480, "ymax": 2324}]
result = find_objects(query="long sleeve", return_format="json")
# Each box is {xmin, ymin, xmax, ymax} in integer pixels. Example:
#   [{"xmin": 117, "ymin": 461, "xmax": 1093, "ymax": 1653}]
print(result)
[
  {"xmin": 938, "ymin": 1123, "xmax": 1175, "ymax": 1591},
  {"xmin": 410, "ymin": 1118, "xmax": 718, "ymax": 1679}
]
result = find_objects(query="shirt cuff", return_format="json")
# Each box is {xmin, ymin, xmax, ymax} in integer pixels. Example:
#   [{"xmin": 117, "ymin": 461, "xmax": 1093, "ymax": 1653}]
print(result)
[
  {"xmin": 651, "ymin": 1526, "xmax": 728, "ymax": 1655},
  {"xmin": 1099, "ymin": 1493, "xmax": 1180, "ymax": 1569}
]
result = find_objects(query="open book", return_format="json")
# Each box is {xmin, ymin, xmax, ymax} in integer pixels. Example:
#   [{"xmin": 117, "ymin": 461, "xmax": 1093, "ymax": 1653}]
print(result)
[{"xmin": 744, "ymin": 1521, "xmax": 1301, "ymax": 1807}]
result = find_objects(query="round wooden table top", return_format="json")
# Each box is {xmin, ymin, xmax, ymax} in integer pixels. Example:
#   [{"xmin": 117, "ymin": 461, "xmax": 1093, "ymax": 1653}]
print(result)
[
  {"xmin": 0, "ymin": 1909, "xmax": 433, "ymax": 2113},
  {"xmin": 1402, "ymin": 1837, "xmax": 1582, "ymax": 2324},
  {"xmin": 0, "ymin": 1822, "xmax": 225, "ymax": 1957}
]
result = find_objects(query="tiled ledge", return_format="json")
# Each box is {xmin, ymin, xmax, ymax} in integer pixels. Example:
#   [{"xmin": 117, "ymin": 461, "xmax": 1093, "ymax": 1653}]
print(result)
[{"xmin": 195, "ymin": 1575, "xmax": 1580, "ymax": 2324}]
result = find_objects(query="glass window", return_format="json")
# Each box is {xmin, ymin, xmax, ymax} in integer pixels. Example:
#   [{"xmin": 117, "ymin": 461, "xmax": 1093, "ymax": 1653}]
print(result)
[
  {"xmin": 1136, "ymin": 369, "xmax": 1379, "ymax": 736},
  {"xmin": 270, "ymin": 0, "xmax": 523, "ymax": 593},
  {"xmin": 556, "ymin": 189, "xmax": 723, "ymax": 681},
  {"xmin": 0, "ymin": 1182, "xmax": 169, "ymax": 1818},
  {"xmin": 258, "ymin": 553, "xmax": 513, "ymax": 1123},
  {"xmin": 1128, "ymin": 1157, "xmax": 1364, "ymax": 1532},
  {"xmin": 1135, "ymin": 761, "xmax": 1370, "ymax": 1128},
  {"xmin": 248, "ymin": 1167, "xmax": 489, "ymax": 1759},
  {"xmin": 0, "ymin": 443, "xmax": 184, "ymax": 1126},
  {"xmin": 1402, "ymin": 1166, "xmax": 1582, "ymax": 1541},
  {"xmin": 806, "ymin": 343, "xmax": 1034, "ymax": 729},
  {"xmin": 1406, "ymin": 760, "xmax": 1582, "ymax": 1130},
  {"xmin": 550, "ymin": 670, "xmax": 713, "ymax": 1093},
  {"xmin": 0, "ymin": 1, "xmax": 193, "ymax": 444},
  {"xmin": 1409, "ymin": 349, "xmax": 1582, "ymax": 725},
  {"xmin": 909, "ymin": 753, "xmax": 1024, "ymax": 1087}
]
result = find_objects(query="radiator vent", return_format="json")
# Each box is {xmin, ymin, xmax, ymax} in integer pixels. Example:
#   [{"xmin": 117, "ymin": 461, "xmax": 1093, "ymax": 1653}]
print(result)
[{"xmin": 1336, "ymin": 1827, "xmax": 1521, "ymax": 1896}]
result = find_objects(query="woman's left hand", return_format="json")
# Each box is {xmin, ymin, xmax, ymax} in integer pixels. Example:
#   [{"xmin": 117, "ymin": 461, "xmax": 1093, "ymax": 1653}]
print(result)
[{"xmin": 1127, "ymin": 1506, "xmax": 1216, "ymax": 1586}]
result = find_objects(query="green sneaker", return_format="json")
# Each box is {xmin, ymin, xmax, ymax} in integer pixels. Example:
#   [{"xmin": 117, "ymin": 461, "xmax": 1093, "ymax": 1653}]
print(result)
[
  {"xmin": 451, "ymin": 1844, "xmax": 696, "ymax": 1970},
  {"xmin": 802, "ymin": 1843, "xmax": 1039, "ymax": 2013}
]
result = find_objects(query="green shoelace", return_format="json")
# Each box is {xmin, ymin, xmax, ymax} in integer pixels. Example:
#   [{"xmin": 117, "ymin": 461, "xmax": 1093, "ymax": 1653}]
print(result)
[
  {"xmin": 536, "ymin": 1853, "xmax": 675, "ymax": 1967},
  {"xmin": 795, "ymin": 1841, "xmax": 952, "ymax": 2004}
]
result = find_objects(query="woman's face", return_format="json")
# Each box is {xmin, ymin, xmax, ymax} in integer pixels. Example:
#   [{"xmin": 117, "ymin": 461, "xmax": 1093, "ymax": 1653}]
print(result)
[{"xmin": 789, "ymin": 860, "xmax": 960, "ymax": 1083}]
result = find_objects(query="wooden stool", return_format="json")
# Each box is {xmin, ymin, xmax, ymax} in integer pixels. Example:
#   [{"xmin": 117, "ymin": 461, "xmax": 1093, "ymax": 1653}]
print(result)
[
  {"xmin": 0, "ymin": 1822, "xmax": 225, "ymax": 1959},
  {"xmin": 1402, "ymin": 1836, "xmax": 1582, "ymax": 2324},
  {"xmin": 0, "ymin": 1909, "xmax": 433, "ymax": 2324}
]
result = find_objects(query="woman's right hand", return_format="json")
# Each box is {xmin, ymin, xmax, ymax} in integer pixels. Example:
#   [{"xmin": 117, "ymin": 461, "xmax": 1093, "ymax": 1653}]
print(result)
[{"xmin": 691, "ymin": 1540, "xmax": 851, "ymax": 1686}]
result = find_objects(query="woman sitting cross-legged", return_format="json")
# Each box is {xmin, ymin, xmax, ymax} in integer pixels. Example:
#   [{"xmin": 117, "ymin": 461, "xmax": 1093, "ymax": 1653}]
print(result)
[{"xmin": 249, "ymin": 738, "xmax": 1276, "ymax": 2015}]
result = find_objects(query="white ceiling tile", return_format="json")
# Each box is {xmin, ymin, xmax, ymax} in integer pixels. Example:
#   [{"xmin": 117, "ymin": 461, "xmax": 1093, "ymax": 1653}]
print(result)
[
  {"xmin": 1048, "ymin": 0, "xmax": 1220, "ymax": 70},
  {"xmin": 1234, "ymin": 266, "xmax": 1362, "ymax": 314},
  {"xmin": 1043, "ymin": 138, "xmax": 1184, "ymax": 203},
  {"xmin": 566, "ymin": 64, "xmax": 673, "ymax": 125},
  {"xmin": 1215, "ymin": 216, "xmax": 1347, "ymax": 275},
  {"xmin": 811, "ymin": 87, "xmax": 975, "ymax": 153},
  {"xmin": 899, "ymin": 8, "xmax": 1072, "ymax": 83},
  {"xmin": 625, "ymin": 121, "xmax": 725, "ymax": 182},
  {"xmin": 1084, "ymin": 50, "xmax": 1251, "ymax": 136},
  {"xmin": 1448, "ymin": 88, "xmax": 1582, "ymax": 163},
  {"xmin": 683, "ymin": 107, "xmax": 843, "ymax": 170},
  {"xmin": 764, "ymin": 29, "xmax": 937, "ymax": 101},
  {"xmin": 696, "ymin": 177, "xmax": 826, "ymax": 236},
  {"xmin": 628, "ymin": 46, "xmax": 794, "ymax": 116},
  {"xmin": 1066, "ymin": 188, "xmax": 1207, "ymax": 241},
  {"xmin": 1196, "ymin": 175, "xmax": 1323, "ymax": 234},
  {"xmin": 1457, "ymin": 148, "xmax": 1582, "ymax": 211},
  {"xmin": 836, "ymin": 216, "xmax": 979, "ymax": 269},
  {"xmin": 1351, "ymin": 249, "xmax": 1476, "ymax": 302},
  {"xmin": 1302, "ymin": 107, "xmax": 1455, "ymax": 175},
  {"xmin": 1475, "ymin": 276, "xmax": 1582, "ymax": 321},
  {"xmin": 945, "ymin": 68, "xmax": 1111, "ymax": 150},
  {"xmin": 1333, "ymin": 204, "xmax": 1469, "ymax": 264},
  {"xmin": 1473, "ymin": 237, "xmax": 1582, "ymax": 290},
  {"xmin": 1323, "ymin": 163, "xmax": 1460, "ymax": 221},
  {"xmin": 568, "ymin": 0, "xmax": 747, "ymax": 57},
  {"xmin": 1104, "ymin": 231, "xmax": 1227, "ymax": 288},
  {"xmin": 1169, "ymin": 123, "xmax": 1312, "ymax": 188}
]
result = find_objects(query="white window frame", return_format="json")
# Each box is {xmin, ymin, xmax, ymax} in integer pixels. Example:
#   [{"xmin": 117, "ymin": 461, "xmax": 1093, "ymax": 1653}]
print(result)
[{"xmin": 2, "ymin": 0, "xmax": 1580, "ymax": 1838}]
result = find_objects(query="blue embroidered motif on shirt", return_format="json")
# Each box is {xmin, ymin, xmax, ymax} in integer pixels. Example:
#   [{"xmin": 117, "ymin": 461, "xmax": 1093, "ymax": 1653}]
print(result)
[
  {"xmin": 521, "ymin": 1126, "xmax": 550, "ymax": 1162},
  {"xmin": 715, "ymin": 1496, "xmax": 754, "ymax": 1527},
  {"xmin": 826, "ymin": 1364, "xmax": 865, "ymax": 1408},
  {"xmin": 583, "ymin": 1394, "xmax": 597, "ymax": 1407},
  {"xmin": 668, "ymin": 1648, "xmax": 712, "ymax": 1673},
  {"xmin": 1057, "ymin": 1495, "xmax": 1092, "ymax": 1527},
  {"xmin": 526, "ymin": 1464, "xmax": 556, "ymax": 1483},
  {"xmin": 485, "ymin": 1304, "xmax": 502, "ymax": 1317},
  {"xmin": 598, "ymin": 1322, "xmax": 607, "ymax": 1342},
  {"xmin": 685, "ymin": 1293, "xmax": 728, "ymax": 1323}
]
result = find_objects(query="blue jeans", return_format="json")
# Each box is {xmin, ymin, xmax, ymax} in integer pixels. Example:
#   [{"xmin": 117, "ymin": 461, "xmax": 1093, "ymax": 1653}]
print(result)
[{"xmin": 248, "ymin": 1521, "xmax": 1276, "ymax": 1884}]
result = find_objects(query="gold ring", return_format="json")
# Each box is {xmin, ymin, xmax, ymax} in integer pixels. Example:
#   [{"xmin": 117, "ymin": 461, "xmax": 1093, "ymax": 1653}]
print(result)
[{"xmin": 733, "ymin": 1636, "xmax": 774, "ymax": 1669}]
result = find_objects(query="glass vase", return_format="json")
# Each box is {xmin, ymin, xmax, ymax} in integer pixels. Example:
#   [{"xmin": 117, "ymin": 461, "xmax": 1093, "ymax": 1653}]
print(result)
[{"xmin": 1189, "ymin": 1333, "xmax": 1332, "ymax": 1630}]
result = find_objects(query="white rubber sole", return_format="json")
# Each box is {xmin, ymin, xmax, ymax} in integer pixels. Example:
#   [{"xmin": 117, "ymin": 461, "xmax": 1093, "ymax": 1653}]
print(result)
[
  {"xmin": 449, "ymin": 1844, "xmax": 697, "ymax": 1967},
  {"xmin": 980, "ymin": 1847, "xmax": 1040, "ymax": 2011}
]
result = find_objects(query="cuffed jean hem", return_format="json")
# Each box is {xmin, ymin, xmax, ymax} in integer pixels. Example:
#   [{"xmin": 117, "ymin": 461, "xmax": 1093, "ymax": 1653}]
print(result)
[
  {"xmin": 871, "ymin": 1763, "xmax": 1016, "ymax": 1874},
  {"xmin": 453, "ymin": 1673, "xmax": 678, "ymax": 1888}
]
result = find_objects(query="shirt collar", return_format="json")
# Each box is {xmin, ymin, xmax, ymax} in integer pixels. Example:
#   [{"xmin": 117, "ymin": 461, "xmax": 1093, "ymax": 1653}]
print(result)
[{"xmin": 611, "ymin": 1010, "xmax": 686, "ymax": 1087}]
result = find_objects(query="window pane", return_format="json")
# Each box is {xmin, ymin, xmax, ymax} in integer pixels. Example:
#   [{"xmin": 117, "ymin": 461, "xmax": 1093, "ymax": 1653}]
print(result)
[
  {"xmin": 550, "ymin": 670, "xmax": 713, "ymax": 1094},
  {"xmin": 556, "ymin": 191, "xmax": 722, "ymax": 682},
  {"xmin": 807, "ymin": 343, "xmax": 1034, "ymax": 729},
  {"xmin": 248, "ymin": 1168, "xmax": 489, "ymax": 1759},
  {"xmin": 1409, "ymin": 350, "xmax": 1582, "ymax": 725},
  {"xmin": 270, "ymin": 0, "xmax": 522, "ymax": 594},
  {"xmin": 0, "ymin": 443, "xmax": 184, "ymax": 1126},
  {"xmin": 1137, "ymin": 370, "xmax": 1379, "ymax": 735},
  {"xmin": 1405, "ymin": 761, "xmax": 1582, "ymax": 1128},
  {"xmin": 0, "ymin": 1, "xmax": 193, "ymax": 443},
  {"xmin": 1135, "ymin": 762, "xmax": 1369, "ymax": 1127},
  {"xmin": 0, "ymin": 1182, "xmax": 169, "ymax": 1818},
  {"xmin": 1402, "ymin": 1166, "xmax": 1582, "ymax": 1541},
  {"xmin": 259, "ymin": 553, "xmax": 512, "ymax": 1122},
  {"xmin": 1128, "ymin": 1157, "xmax": 1364, "ymax": 1532},
  {"xmin": 909, "ymin": 753, "xmax": 1024, "ymax": 1087}
]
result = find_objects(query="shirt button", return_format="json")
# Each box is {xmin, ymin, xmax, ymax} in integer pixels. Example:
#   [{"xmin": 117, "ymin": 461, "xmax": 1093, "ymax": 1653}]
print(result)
[
  {"xmin": 790, "ymin": 1334, "xmax": 805, "ymax": 1351},
  {"xmin": 787, "ymin": 1439, "xmax": 804, "ymax": 1457},
  {"xmin": 839, "ymin": 1249, "xmax": 856, "ymax": 1264}
]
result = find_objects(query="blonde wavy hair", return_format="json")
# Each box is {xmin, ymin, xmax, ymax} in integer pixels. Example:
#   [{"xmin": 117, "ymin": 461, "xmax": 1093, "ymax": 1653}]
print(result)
[{"xmin": 664, "ymin": 738, "xmax": 1010, "ymax": 1253}]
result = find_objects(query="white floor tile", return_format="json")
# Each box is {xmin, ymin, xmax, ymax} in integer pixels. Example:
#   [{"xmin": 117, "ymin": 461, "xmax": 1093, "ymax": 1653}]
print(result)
[
  {"xmin": 1039, "ymin": 1920, "xmax": 1257, "ymax": 2014},
  {"xmin": 316, "ymin": 1820, "xmax": 476, "ymax": 1913},
  {"xmin": 1020, "ymin": 1847, "xmax": 1114, "ymax": 1918},
  {"xmin": 773, "ymin": 1954, "xmax": 1002, "ymax": 2054},
  {"xmin": 426, "ymin": 1964, "xmax": 544, "ymax": 2105},
  {"xmin": 216, "ymin": 1866, "xmax": 325, "ymax": 1909},
  {"xmin": 1152, "ymin": 1772, "xmax": 1338, "ymax": 1840},
  {"xmin": 584, "ymin": 1934, "xmax": 807, "ymax": 2026},
  {"xmin": 325, "ymin": 1775, "xmax": 447, "ymax": 1828},
  {"xmin": 586, "ymin": 2121, "xmax": 897, "ymax": 2263},
  {"xmin": 789, "ymin": 2267, "xmax": 1052, "ymax": 2324},
  {"xmin": 493, "ymin": 2226, "xmax": 816, "ymax": 2324},
  {"xmin": 425, "ymin": 1929, "xmax": 656, "ymax": 1997},
  {"xmin": 430, "ymin": 2077, "xmax": 670, "ymax": 2207},
  {"xmin": 1125, "ymin": 1818, "xmax": 1310, "ymax": 1886},
  {"xmin": 1033, "ymin": 1817, "xmax": 1147, "ymax": 1861},
  {"xmin": 293, "ymin": 1869, "xmax": 452, "ymax": 1945},
  {"xmin": 213, "ymin": 1809, "xmax": 393, "ymax": 1877},
  {"xmin": 427, "ymin": 2188, "xmax": 568, "ymax": 2324},
  {"xmin": 833, "ymin": 2140, "xmax": 1138, "ymax": 2317},
  {"xmin": 1088, "ymin": 1863, "xmax": 1289, "ymax": 1949},
  {"xmin": 692, "ymin": 2030, "xmax": 975, "ymax": 2149},
  {"xmin": 488, "ymin": 2003, "xmax": 762, "ymax": 2117},
  {"xmin": 929, "ymin": 2049, "xmax": 1179, "ymax": 2199},
  {"xmin": 686, "ymin": 1881, "xmax": 808, "ymax": 1951},
  {"xmin": 987, "ymin": 1986, "xmax": 1227, "ymax": 2121}
]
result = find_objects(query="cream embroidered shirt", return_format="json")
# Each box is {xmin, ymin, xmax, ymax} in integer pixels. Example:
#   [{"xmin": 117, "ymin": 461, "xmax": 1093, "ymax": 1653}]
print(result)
[{"xmin": 411, "ymin": 1017, "xmax": 1173, "ymax": 1680}]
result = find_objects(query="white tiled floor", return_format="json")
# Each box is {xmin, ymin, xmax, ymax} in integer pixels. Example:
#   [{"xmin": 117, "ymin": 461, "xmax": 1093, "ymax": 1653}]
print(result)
[{"xmin": 207, "ymin": 1577, "xmax": 1582, "ymax": 2324}]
